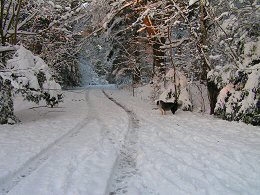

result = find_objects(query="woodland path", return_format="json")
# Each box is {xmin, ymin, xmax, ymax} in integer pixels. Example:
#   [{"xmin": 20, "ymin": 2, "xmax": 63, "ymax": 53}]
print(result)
[
  {"xmin": 103, "ymin": 91, "xmax": 139, "ymax": 194},
  {"xmin": 0, "ymin": 88, "xmax": 259, "ymax": 195}
]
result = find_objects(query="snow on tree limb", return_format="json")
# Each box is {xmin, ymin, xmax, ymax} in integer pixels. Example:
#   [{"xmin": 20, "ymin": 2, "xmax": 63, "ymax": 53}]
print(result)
[
  {"xmin": 189, "ymin": 0, "xmax": 199, "ymax": 6},
  {"xmin": 0, "ymin": 46, "xmax": 17, "ymax": 53},
  {"xmin": 1, "ymin": 45, "xmax": 62, "ymax": 107}
]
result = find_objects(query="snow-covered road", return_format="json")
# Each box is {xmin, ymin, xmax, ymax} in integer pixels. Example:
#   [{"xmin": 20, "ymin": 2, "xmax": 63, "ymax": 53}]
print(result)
[{"xmin": 0, "ymin": 88, "xmax": 260, "ymax": 195}]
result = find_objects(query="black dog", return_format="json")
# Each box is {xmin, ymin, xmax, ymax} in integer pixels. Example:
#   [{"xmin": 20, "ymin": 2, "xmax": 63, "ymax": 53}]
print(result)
[{"xmin": 156, "ymin": 100, "xmax": 181, "ymax": 115}]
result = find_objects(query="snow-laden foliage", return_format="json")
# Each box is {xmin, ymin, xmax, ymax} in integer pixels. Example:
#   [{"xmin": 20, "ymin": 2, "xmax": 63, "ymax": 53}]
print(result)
[
  {"xmin": 155, "ymin": 68, "xmax": 192, "ymax": 111},
  {"xmin": 189, "ymin": 0, "xmax": 199, "ymax": 6},
  {"xmin": 30, "ymin": 28, "xmax": 81, "ymax": 86},
  {"xmin": 16, "ymin": 0, "xmax": 90, "ymax": 87},
  {"xmin": 208, "ymin": 35, "xmax": 260, "ymax": 125},
  {"xmin": 208, "ymin": 63, "xmax": 260, "ymax": 125},
  {"xmin": 205, "ymin": 0, "xmax": 260, "ymax": 125},
  {"xmin": 0, "ymin": 46, "xmax": 62, "ymax": 108}
]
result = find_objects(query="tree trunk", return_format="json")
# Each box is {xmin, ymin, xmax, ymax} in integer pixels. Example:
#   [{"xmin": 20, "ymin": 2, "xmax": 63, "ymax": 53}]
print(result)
[
  {"xmin": 142, "ymin": 15, "xmax": 166, "ymax": 77},
  {"xmin": 0, "ymin": 77, "xmax": 17, "ymax": 124},
  {"xmin": 199, "ymin": 0, "xmax": 208, "ymax": 81},
  {"xmin": 200, "ymin": 0, "xmax": 219, "ymax": 114},
  {"xmin": 152, "ymin": 37, "xmax": 166, "ymax": 76},
  {"xmin": 207, "ymin": 80, "xmax": 219, "ymax": 115}
]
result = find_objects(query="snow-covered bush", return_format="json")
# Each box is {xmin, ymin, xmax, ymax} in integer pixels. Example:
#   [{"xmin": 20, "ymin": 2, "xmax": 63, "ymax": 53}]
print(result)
[
  {"xmin": 206, "ymin": 10, "xmax": 260, "ymax": 124},
  {"xmin": 156, "ymin": 68, "xmax": 192, "ymax": 111},
  {"xmin": 208, "ymin": 32, "xmax": 260, "ymax": 126},
  {"xmin": 210, "ymin": 64, "xmax": 260, "ymax": 126},
  {"xmin": 202, "ymin": 0, "xmax": 260, "ymax": 125},
  {"xmin": 0, "ymin": 46, "xmax": 62, "ymax": 108}
]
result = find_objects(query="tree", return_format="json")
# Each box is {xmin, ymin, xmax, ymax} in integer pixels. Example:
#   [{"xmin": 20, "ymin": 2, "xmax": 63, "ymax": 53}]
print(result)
[
  {"xmin": 0, "ymin": 0, "xmax": 63, "ymax": 124},
  {"xmin": 0, "ymin": 0, "xmax": 32, "ymax": 124},
  {"xmin": 205, "ymin": 0, "xmax": 260, "ymax": 125},
  {"xmin": 22, "ymin": 0, "xmax": 89, "ymax": 87},
  {"xmin": 69, "ymin": 0, "xmax": 260, "ymax": 125}
]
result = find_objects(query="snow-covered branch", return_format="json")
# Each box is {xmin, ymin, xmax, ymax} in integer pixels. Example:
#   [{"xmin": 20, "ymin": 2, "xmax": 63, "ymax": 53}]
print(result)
[{"xmin": 0, "ymin": 45, "xmax": 17, "ymax": 53}]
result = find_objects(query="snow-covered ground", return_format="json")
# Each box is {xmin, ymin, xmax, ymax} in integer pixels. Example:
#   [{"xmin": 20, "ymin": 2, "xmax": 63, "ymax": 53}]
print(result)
[
  {"xmin": 0, "ymin": 88, "xmax": 260, "ymax": 195},
  {"xmin": 108, "ymin": 88, "xmax": 260, "ymax": 195}
]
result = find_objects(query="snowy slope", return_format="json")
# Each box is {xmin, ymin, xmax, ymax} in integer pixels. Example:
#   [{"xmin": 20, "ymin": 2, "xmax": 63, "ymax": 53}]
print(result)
[
  {"xmin": 107, "ymin": 89, "xmax": 260, "ymax": 195},
  {"xmin": 0, "ymin": 88, "xmax": 260, "ymax": 195}
]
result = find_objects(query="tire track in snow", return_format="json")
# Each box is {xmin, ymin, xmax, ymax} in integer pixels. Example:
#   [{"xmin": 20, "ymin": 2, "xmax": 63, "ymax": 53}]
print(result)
[
  {"xmin": 0, "ymin": 91, "xmax": 91, "ymax": 195},
  {"xmin": 103, "ymin": 91, "xmax": 139, "ymax": 195}
]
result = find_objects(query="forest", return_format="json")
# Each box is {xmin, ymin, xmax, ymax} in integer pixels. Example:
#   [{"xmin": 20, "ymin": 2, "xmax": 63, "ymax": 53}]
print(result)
[{"xmin": 0, "ymin": 0, "xmax": 260, "ymax": 125}]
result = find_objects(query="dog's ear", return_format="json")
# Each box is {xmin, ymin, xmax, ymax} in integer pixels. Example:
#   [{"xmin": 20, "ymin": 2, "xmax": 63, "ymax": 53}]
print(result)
[
  {"xmin": 177, "ymin": 100, "xmax": 183, "ymax": 108},
  {"xmin": 156, "ymin": 100, "xmax": 159, "ymax": 105}
]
